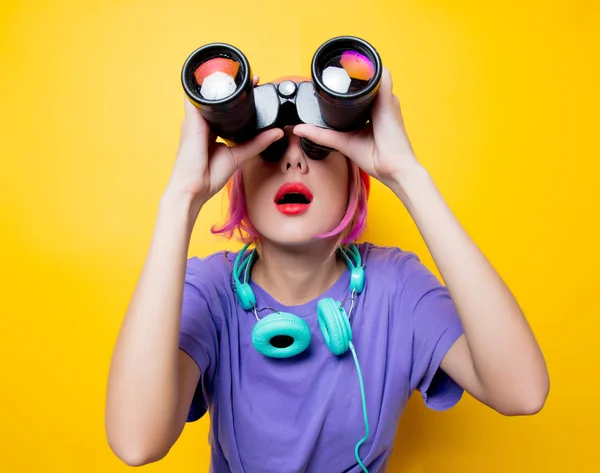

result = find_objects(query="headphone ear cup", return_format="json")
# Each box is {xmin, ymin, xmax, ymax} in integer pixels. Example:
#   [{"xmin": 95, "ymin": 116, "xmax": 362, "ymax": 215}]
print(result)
[
  {"xmin": 350, "ymin": 267, "xmax": 365, "ymax": 294},
  {"xmin": 236, "ymin": 282, "xmax": 256, "ymax": 310},
  {"xmin": 252, "ymin": 312, "xmax": 312, "ymax": 358},
  {"xmin": 317, "ymin": 298, "xmax": 352, "ymax": 355}
]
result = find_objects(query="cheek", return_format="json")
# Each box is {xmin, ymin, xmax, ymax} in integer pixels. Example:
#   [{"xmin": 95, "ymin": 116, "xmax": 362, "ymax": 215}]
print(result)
[
  {"xmin": 242, "ymin": 166, "xmax": 274, "ymax": 214},
  {"xmin": 318, "ymin": 156, "xmax": 350, "ymax": 210}
]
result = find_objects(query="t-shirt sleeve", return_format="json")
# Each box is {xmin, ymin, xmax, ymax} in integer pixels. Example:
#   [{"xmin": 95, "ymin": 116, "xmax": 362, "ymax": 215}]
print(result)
[
  {"xmin": 179, "ymin": 258, "xmax": 220, "ymax": 422},
  {"xmin": 399, "ymin": 252, "xmax": 465, "ymax": 410}
]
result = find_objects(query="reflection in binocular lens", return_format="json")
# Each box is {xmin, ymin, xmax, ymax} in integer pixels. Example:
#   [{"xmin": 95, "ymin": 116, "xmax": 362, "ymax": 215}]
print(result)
[
  {"xmin": 320, "ymin": 50, "xmax": 375, "ymax": 94},
  {"xmin": 193, "ymin": 57, "xmax": 241, "ymax": 100}
]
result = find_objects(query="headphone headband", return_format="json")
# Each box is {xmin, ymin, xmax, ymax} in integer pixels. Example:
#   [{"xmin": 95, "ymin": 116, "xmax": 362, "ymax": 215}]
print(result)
[{"xmin": 233, "ymin": 243, "xmax": 364, "ymax": 310}]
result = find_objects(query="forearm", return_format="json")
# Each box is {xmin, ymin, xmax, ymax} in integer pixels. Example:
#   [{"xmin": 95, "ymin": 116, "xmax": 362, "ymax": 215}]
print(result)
[
  {"xmin": 391, "ymin": 165, "xmax": 549, "ymax": 406},
  {"xmin": 106, "ymin": 189, "xmax": 201, "ymax": 462}
]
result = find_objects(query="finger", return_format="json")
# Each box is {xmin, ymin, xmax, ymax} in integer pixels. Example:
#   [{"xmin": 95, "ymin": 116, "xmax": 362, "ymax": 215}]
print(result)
[
  {"xmin": 371, "ymin": 68, "xmax": 403, "ymax": 129},
  {"xmin": 230, "ymin": 128, "xmax": 284, "ymax": 165},
  {"xmin": 374, "ymin": 67, "xmax": 394, "ymax": 109},
  {"xmin": 381, "ymin": 66, "xmax": 393, "ymax": 94},
  {"xmin": 183, "ymin": 92, "xmax": 210, "ymax": 134},
  {"xmin": 253, "ymin": 75, "xmax": 260, "ymax": 87},
  {"xmin": 183, "ymin": 92, "xmax": 200, "ymax": 117},
  {"xmin": 292, "ymin": 124, "xmax": 351, "ymax": 155}
]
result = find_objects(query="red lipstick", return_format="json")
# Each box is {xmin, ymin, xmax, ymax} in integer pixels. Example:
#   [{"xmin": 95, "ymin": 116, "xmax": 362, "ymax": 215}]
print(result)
[{"xmin": 274, "ymin": 182, "xmax": 313, "ymax": 215}]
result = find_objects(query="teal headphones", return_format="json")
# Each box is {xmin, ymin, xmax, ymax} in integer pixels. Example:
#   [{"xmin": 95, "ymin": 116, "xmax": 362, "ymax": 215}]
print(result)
[
  {"xmin": 233, "ymin": 242, "xmax": 365, "ymax": 358},
  {"xmin": 232, "ymin": 242, "xmax": 371, "ymax": 472}
]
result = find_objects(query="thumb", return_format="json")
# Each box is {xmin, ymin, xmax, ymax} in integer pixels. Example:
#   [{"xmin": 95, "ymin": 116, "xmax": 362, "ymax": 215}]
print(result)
[
  {"xmin": 230, "ymin": 128, "xmax": 284, "ymax": 164},
  {"xmin": 292, "ymin": 124, "xmax": 350, "ymax": 155}
]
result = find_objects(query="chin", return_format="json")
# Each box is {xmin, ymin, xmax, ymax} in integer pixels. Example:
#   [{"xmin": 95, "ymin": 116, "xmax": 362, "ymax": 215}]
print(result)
[
  {"xmin": 264, "ymin": 235, "xmax": 317, "ymax": 247},
  {"xmin": 248, "ymin": 204, "xmax": 345, "ymax": 247},
  {"xmin": 260, "ymin": 224, "xmax": 320, "ymax": 246},
  {"xmin": 256, "ymin": 220, "xmax": 337, "ymax": 248}
]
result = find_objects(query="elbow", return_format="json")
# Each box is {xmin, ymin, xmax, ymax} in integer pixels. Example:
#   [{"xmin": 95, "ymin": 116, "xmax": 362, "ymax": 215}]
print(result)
[
  {"xmin": 498, "ymin": 394, "xmax": 547, "ymax": 416},
  {"xmin": 114, "ymin": 451, "xmax": 155, "ymax": 468},
  {"xmin": 105, "ymin": 406, "xmax": 178, "ymax": 466},
  {"xmin": 106, "ymin": 425, "xmax": 171, "ymax": 467},
  {"xmin": 495, "ymin": 378, "xmax": 550, "ymax": 417},
  {"xmin": 109, "ymin": 440, "xmax": 170, "ymax": 467},
  {"xmin": 122, "ymin": 451, "xmax": 168, "ymax": 468}
]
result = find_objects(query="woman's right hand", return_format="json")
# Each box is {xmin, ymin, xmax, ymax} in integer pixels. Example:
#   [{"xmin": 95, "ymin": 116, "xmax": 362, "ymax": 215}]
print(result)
[{"xmin": 166, "ymin": 77, "xmax": 283, "ymax": 208}]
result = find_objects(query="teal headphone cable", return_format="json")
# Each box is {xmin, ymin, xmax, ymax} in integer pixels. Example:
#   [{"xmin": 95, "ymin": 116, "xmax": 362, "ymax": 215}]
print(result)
[
  {"xmin": 232, "ymin": 243, "xmax": 370, "ymax": 471},
  {"xmin": 349, "ymin": 341, "xmax": 369, "ymax": 473}
]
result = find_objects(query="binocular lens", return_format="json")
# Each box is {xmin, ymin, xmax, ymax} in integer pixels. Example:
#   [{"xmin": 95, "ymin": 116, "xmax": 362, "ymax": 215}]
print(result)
[
  {"xmin": 181, "ymin": 43, "xmax": 255, "ymax": 139},
  {"xmin": 319, "ymin": 50, "xmax": 376, "ymax": 95},
  {"xmin": 311, "ymin": 37, "xmax": 382, "ymax": 131},
  {"xmin": 193, "ymin": 57, "xmax": 242, "ymax": 101}
]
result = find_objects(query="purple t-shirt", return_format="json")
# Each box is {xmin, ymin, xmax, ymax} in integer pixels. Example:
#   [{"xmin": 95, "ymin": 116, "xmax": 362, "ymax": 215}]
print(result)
[{"xmin": 179, "ymin": 242, "xmax": 464, "ymax": 473}]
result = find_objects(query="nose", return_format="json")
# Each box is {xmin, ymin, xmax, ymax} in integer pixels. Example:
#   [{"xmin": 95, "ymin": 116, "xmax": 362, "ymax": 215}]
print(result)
[{"xmin": 279, "ymin": 134, "xmax": 308, "ymax": 174}]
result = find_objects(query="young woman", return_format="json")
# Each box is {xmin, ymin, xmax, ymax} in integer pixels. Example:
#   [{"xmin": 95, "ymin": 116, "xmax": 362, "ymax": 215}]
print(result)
[{"xmin": 105, "ymin": 69, "xmax": 549, "ymax": 472}]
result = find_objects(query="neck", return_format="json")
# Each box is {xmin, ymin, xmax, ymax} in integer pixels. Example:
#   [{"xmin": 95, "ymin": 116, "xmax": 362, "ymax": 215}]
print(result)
[{"xmin": 250, "ymin": 239, "xmax": 346, "ymax": 306}]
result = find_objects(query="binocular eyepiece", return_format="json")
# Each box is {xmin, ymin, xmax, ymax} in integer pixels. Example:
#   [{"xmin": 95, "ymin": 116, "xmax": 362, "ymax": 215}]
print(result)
[{"xmin": 181, "ymin": 36, "xmax": 382, "ymax": 160}]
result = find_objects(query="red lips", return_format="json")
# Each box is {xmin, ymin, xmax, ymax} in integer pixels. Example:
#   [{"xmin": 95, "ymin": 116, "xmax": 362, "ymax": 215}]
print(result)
[{"xmin": 274, "ymin": 182, "xmax": 313, "ymax": 215}]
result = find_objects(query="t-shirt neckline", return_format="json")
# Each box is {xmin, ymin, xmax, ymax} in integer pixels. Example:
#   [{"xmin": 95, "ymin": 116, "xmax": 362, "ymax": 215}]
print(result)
[{"xmin": 236, "ymin": 250, "xmax": 353, "ymax": 319}]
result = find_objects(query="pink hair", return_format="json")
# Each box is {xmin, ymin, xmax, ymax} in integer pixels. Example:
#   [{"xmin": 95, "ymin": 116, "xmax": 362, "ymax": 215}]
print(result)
[{"xmin": 211, "ymin": 160, "xmax": 368, "ymax": 245}]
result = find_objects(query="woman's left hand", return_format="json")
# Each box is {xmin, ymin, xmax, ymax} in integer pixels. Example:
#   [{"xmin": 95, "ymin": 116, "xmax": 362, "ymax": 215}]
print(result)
[{"xmin": 293, "ymin": 67, "xmax": 422, "ymax": 189}]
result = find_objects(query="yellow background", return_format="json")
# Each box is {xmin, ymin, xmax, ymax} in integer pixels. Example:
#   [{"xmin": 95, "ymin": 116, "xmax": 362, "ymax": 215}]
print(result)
[{"xmin": 0, "ymin": 0, "xmax": 597, "ymax": 471}]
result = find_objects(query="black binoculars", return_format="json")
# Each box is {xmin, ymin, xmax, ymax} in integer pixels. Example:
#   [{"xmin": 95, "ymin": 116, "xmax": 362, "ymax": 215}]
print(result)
[{"xmin": 181, "ymin": 36, "xmax": 382, "ymax": 161}]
